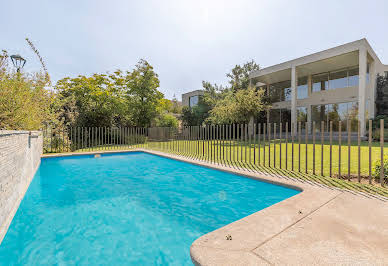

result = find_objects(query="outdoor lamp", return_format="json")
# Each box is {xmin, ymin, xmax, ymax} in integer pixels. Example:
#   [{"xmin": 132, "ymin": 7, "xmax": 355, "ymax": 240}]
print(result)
[{"xmin": 10, "ymin": 54, "xmax": 26, "ymax": 72}]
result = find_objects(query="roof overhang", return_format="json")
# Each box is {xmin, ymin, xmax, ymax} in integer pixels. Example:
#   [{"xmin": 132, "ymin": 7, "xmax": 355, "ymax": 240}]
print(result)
[{"xmin": 250, "ymin": 38, "xmax": 380, "ymax": 85}]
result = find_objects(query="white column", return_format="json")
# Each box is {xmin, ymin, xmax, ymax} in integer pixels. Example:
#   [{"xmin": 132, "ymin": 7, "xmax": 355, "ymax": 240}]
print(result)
[
  {"xmin": 358, "ymin": 47, "xmax": 367, "ymax": 136},
  {"xmin": 291, "ymin": 66, "xmax": 297, "ymax": 135},
  {"xmin": 369, "ymin": 60, "xmax": 376, "ymax": 119}
]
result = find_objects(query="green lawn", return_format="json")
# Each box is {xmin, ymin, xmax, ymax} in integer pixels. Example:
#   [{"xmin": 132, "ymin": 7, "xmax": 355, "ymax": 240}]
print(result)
[{"xmin": 146, "ymin": 139, "xmax": 387, "ymax": 177}]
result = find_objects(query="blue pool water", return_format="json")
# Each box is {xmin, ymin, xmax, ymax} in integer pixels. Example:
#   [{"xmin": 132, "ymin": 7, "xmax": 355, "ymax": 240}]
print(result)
[{"xmin": 0, "ymin": 152, "xmax": 299, "ymax": 265}]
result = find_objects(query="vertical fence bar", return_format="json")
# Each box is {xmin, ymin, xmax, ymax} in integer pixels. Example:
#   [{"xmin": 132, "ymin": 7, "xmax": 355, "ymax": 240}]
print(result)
[
  {"xmin": 268, "ymin": 123, "xmax": 271, "ymax": 167},
  {"xmin": 285, "ymin": 122, "xmax": 288, "ymax": 170},
  {"xmin": 263, "ymin": 123, "xmax": 266, "ymax": 167},
  {"xmin": 244, "ymin": 124, "xmax": 248, "ymax": 163},
  {"xmin": 330, "ymin": 121, "xmax": 333, "ymax": 177},
  {"xmin": 321, "ymin": 121, "xmax": 324, "ymax": 176},
  {"xmin": 313, "ymin": 121, "xmax": 316, "ymax": 175},
  {"xmin": 273, "ymin": 123, "xmax": 276, "ymax": 168},
  {"xmin": 305, "ymin": 122, "xmax": 308, "ymax": 174},
  {"xmin": 229, "ymin": 124, "xmax": 232, "ymax": 163},
  {"xmin": 298, "ymin": 122, "xmax": 301, "ymax": 172},
  {"xmin": 358, "ymin": 121, "xmax": 361, "ymax": 183},
  {"xmin": 253, "ymin": 123, "xmax": 256, "ymax": 165},
  {"xmin": 369, "ymin": 120, "xmax": 372, "ymax": 184},
  {"xmin": 291, "ymin": 122, "xmax": 294, "ymax": 171},
  {"xmin": 279, "ymin": 123, "xmax": 282, "ymax": 169},
  {"xmin": 248, "ymin": 124, "xmax": 251, "ymax": 164},
  {"xmin": 258, "ymin": 123, "xmax": 261, "ymax": 166},
  {"xmin": 347, "ymin": 119, "xmax": 351, "ymax": 181},
  {"xmin": 380, "ymin": 119, "xmax": 385, "ymax": 187},
  {"xmin": 339, "ymin": 121, "xmax": 342, "ymax": 179}
]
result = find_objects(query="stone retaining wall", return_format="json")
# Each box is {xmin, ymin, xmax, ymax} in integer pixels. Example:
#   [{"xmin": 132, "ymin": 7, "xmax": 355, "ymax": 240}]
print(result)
[{"xmin": 0, "ymin": 130, "xmax": 42, "ymax": 242}]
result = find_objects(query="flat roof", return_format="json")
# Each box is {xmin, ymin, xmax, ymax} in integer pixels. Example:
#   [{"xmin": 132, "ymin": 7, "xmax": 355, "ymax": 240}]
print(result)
[{"xmin": 250, "ymin": 38, "xmax": 381, "ymax": 82}]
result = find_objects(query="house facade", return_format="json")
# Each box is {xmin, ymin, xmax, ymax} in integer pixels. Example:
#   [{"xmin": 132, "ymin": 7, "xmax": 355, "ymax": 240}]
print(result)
[
  {"xmin": 181, "ymin": 90, "xmax": 204, "ymax": 108},
  {"xmin": 249, "ymin": 38, "xmax": 388, "ymax": 136}
]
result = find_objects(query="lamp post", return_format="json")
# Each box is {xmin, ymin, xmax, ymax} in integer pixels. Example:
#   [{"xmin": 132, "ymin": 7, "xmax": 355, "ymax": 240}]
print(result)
[{"xmin": 10, "ymin": 54, "xmax": 26, "ymax": 72}]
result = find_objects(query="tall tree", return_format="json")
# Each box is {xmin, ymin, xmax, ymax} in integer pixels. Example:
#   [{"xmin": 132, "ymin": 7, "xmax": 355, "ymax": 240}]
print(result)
[
  {"xmin": 226, "ymin": 60, "xmax": 259, "ymax": 92},
  {"xmin": 125, "ymin": 59, "xmax": 163, "ymax": 127}
]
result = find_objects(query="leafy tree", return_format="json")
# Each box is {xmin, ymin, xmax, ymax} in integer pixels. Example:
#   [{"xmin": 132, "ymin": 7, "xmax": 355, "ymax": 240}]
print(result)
[
  {"xmin": 171, "ymin": 94, "xmax": 182, "ymax": 114},
  {"xmin": 181, "ymin": 96, "xmax": 211, "ymax": 126},
  {"xmin": 207, "ymin": 87, "xmax": 268, "ymax": 124},
  {"xmin": 226, "ymin": 60, "xmax": 259, "ymax": 92},
  {"xmin": 0, "ymin": 50, "xmax": 53, "ymax": 130},
  {"xmin": 125, "ymin": 59, "xmax": 163, "ymax": 127},
  {"xmin": 55, "ymin": 73, "xmax": 125, "ymax": 127},
  {"xmin": 55, "ymin": 59, "xmax": 163, "ymax": 128},
  {"xmin": 155, "ymin": 113, "xmax": 179, "ymax": 128}
]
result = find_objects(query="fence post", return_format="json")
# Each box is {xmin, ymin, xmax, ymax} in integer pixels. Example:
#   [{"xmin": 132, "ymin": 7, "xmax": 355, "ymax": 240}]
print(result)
[
  {"xmin": 369, "ymin": 120, "xmax": 372, "ymax": 184},
  {"xmin": 298, "ymin": 122, "xmax": 301, "ymax": 172},
  {"xmin": 291, "ymin": 122, "xmax": 294, "ymax": 171},
  {"xmin": 321, "ymin": 121, "xmax": 324, "ymax": 176},
  {"xmin": 339, "ymin": 121, "xmax": 342, "ymax": 179},
  {"xmin": 263, "ymin": 123, "xmax": 266, "ymax": 167},
  {"xmin": 313, "ymin": 121, "xmax": 316, "ymax": 175},
  {"xmin": 305, "ymin": 121, "xmax": 308, "ymax": 174},
  {"xmin": 380, "ymin": 119, "xmax": 385, "ymax": 186},
  {"xmin": 274, "ymin": 123, "xmax": 276, "ymax": 168},
  {"xmin": 279, "ymin": 122, "xmax": 282, "ymax": 169},
  {"xmin": 285, "ymin": 122, "xmax": 288, "ymax": 170},
  {"xmin": 347, "ymin": 119, "xmax": 351, "ymax": 181},
  {"xmin": 330, "ymin": 121, "xmax": 333, "ymax": 177},
  {"xmin": 268, "ymin": 123, "xmax": 271, "ymax": 167}
]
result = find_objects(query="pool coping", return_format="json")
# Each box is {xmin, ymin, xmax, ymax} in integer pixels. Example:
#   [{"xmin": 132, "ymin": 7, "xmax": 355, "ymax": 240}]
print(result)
[{"xmin": 7, "ymin": 149, "xmax": 386, "ymax": 265}]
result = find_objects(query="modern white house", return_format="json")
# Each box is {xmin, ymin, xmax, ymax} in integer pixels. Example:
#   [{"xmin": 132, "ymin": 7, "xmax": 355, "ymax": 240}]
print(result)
[{"xmin": 249, "ymin": 38, "xmax": 388, "ymax": 136}]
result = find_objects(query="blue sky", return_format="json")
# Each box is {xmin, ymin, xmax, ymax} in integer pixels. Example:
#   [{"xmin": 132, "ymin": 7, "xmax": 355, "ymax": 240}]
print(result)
[{"xmin": 2, "ymin": 0, "xmax": 388, "ymax": 100}]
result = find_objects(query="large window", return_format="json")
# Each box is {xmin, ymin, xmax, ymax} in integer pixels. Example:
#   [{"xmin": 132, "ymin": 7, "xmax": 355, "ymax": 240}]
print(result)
[
  {"xmin": 329, "ymin": 69, "xmax": 348, "ymax": 90},
  {"xmin": 312, "ymin": 67, "xmax": 360, "ymax": 92},
  {"xmin": 348, "ymin": 68, "xmax": 359, "ymax": 87},
  {"xmin": 312, "ymin": 73, "xmax": 329, "ymax": 92},
  {"xmin": 269, "ymin": 80, "xmax": 291, "ymax": 102},
  {"xmin": 189, "ymin": 95, "xmax": 199, "ymax": 107},
  {"xmin": 297, "ymin": 77, "xmax": 308, "ymax": 99},
  {"xmin": 311, "ymin": 102, "xmax": 358, "ymax": 132},
  {"xmin": 269, "ymin": 108, "xmax": 291, "ymax": 125}
]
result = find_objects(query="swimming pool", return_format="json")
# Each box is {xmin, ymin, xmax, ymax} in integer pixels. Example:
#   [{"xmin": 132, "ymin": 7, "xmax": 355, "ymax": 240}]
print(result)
[{"xmin": 0, "ymin": 152, "xmax": 299, "ymax": 265}]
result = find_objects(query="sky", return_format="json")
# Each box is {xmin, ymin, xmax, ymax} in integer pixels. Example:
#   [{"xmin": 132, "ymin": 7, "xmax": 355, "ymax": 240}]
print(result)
[{"xmin": 2, "ymin": 0, "xmax": 388, "ymax": 100}]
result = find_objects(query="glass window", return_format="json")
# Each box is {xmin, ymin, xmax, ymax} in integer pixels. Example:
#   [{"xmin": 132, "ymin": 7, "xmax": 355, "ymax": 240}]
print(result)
[
  {"xmin": 189, "ymin": 95, "xmax": 199, "ymax": 107},
  {"xmin": 297, "ymin": 77, "xmax": 308, "ymax": 99},
  {"xmin": 269, "ymin": 80, "xmax": 291, "ymax": 102},
  {"xmin": 348, "ymin": 68, "xmax": 359, "ymax": 87},
  {"xmin": 312, "ymin": 102, "xmax": 358, "ymax": 132},
  {"xmin": 312, "ymin": 73, "xmax": 328, "ymax": 92},
  {"xmin": 269, "ymin": 108, "xmax": 291, "ymax": 125},
  {"xmin": 329, "ymin": 70, "xmax": 348, "ymax": 90}
]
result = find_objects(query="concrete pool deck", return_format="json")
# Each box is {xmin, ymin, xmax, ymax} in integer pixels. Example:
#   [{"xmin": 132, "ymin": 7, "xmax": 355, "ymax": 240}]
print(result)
[{"xmin": 42, "ymin": 149, "xmax": 388, "ymax": 265}]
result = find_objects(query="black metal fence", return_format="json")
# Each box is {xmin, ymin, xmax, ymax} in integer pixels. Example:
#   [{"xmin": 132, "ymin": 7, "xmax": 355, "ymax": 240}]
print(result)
[{"xmin": 43, "ymin": 120, "xmax": 387, "ymax": 187}]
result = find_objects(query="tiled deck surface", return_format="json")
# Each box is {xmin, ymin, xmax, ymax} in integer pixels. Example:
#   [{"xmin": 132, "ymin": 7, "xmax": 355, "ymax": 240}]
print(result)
[{"xmin": 42, "ymin": 149, "xmax": 388, "ymax": 265}]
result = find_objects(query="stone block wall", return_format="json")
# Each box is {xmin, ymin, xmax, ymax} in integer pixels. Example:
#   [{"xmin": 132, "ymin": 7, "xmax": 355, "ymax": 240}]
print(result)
[{"xmin": 0, "ymin": 130, "xmax": 42, "ymax": 242}]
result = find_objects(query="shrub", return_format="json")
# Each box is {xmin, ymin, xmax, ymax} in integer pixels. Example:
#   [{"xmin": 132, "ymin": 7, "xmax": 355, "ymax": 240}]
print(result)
[
  {"xmin": 155, "ymin": 113, "xmax": 179, "ymax": 129},
  {"xmin": 372, "ymin": 155, "xmax": 388, "ymax": 184}
]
